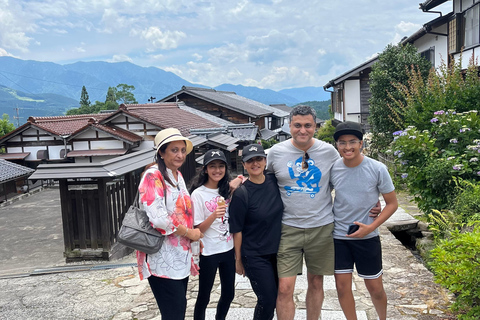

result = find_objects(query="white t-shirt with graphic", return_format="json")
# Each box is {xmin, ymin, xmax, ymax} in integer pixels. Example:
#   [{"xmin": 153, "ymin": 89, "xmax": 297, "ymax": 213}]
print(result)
[{"xmin": 192, "ymin": 185, "xmax": 233, "ymax": 256}]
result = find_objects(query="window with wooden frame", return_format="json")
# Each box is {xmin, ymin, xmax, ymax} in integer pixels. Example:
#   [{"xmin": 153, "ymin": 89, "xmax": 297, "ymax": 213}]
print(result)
[{"xmin": 464, "ymin": 3, "xmax": 480, "ymax": 47}]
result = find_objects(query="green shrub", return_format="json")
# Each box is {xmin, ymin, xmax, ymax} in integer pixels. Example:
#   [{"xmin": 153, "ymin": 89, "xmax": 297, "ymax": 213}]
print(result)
[
  {"xmin": 315, "ymin": 119, "xmax": 335, "ymax": 146},
  {"xmin": 429, "ymin": 229, "xmax": 480, "ymax": 319},
  {"xmin": 453, "ymin": 178, "xmax": 480, "ymax": 224}
]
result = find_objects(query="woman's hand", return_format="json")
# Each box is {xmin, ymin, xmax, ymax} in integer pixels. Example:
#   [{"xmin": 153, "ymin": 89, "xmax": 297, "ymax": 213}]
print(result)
[
  {"xmin": 229, "ymin": 176, "xmax": 244, "ymax": 192},
  {"xmin": 187, "ymin": 228, "xmax": 204, "ymax": 241},
  {"xmin": 235, "ymin": 259, "xmax": 245, "ymax": 277}
]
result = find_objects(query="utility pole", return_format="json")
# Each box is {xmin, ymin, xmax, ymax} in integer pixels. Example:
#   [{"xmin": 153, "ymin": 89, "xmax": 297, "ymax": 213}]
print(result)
[{"xmin": 13, "ymin": 107, "xmax": 23, "ymax": 127}]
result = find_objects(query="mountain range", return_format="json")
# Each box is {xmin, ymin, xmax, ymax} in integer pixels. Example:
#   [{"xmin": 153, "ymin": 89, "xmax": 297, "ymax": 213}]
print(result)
[{"xmin": 0, "ymin": 56, "xmax": 331, "ymax": 125}]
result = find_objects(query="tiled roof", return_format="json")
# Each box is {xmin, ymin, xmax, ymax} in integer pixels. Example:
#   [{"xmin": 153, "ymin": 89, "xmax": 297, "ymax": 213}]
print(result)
[
  {"xmin": 0, "ymin": 159, "xmax": 35, "ymax": 183},
  {"xmin": 28, "ymin": 113, "xmax": 112, "ymax": 136},
  {"xmin": 269, "ymin": 104, "xmax": 293, "ymax": 113},
  {"xmin": 85, "ymin": 124, "xmax": 142, "ymax": 144},
  {"xmin": 177, "ymin": 102, "xmax": 234, "ymax": 126},
  {"xmin": 119, "ymin": 103, "xmax": 223, "ymax": 136},
  {"xmin": 160, "ymin": 86, "xmax": 275, "ymax": 118}
]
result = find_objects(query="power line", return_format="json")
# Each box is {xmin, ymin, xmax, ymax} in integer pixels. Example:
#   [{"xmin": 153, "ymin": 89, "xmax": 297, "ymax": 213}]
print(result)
[{"xmin": 0, "ymin": 72, "xmax": 35, "ymax": 94}]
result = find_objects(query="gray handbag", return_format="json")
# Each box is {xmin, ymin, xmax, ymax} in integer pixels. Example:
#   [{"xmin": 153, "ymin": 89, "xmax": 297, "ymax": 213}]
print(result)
[{"xmin": 117, "ymin": 192, "xmax": 164, "ymax": 254}]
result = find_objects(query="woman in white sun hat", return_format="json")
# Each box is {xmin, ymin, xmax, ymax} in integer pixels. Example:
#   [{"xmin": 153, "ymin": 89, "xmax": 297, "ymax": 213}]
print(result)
[{"xmin": 136, "ymin": 127, "xmax": 204, "ymax": 320}]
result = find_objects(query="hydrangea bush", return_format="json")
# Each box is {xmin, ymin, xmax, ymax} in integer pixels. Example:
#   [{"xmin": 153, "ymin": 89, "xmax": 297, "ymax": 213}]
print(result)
[{"xmin": 390, "ymin": 110, "xmax": 480, "ymax": 213}]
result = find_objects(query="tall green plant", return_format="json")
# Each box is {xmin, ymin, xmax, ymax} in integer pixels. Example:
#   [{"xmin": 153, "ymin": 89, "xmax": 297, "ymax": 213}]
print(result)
[{"xmin": 368, "ymin": 43, "xmax": 432, "ymax": 155}]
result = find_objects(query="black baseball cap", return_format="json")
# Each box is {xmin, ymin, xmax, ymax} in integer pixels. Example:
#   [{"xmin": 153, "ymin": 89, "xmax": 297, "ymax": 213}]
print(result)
[
  {"xmin": 334, "ymin": 121, "xmax": 364, "ymax": 141},
  {"xmin": 203, "ymin": 149, "xmax": 227, "ymax": 166},
  {"xmin": 242, "ymin": 144, "xmax": 266, "ymax": 162}
]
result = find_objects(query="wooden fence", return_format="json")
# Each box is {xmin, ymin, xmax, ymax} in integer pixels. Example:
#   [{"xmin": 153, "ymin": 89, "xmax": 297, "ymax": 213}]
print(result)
[{"xmin": 59, "ymin": 170, "xmax": 141, "ymax": 261}]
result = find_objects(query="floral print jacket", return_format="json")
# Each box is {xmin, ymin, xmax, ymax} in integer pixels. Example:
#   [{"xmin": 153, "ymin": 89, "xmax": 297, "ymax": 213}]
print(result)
[{"xmin": 136, "ymin": 165, "xmax": 198, "ymax": 280}]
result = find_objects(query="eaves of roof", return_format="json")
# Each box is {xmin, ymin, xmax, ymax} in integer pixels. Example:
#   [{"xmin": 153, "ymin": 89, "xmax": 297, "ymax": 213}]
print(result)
[
  {"xmin": 401, "ymin": 12, "xmax": 453, "ymax": 44},
  {"xmin": 68, "ymin": 123, "xmax": 142, "ymax": 145},
  {"xmin": 0, "ymin": 159, "xmax": 35, "ymax": 183},
  {"xmin": 160, "ymin": 86, "xmax": 273, "ymax": 118},
  {"xmin": 0, "ymin": 122, "xmax": 31, "ymax": 145},
  {"xmin": 29, "ymin": 148, "xmax": 154, "ymax": 180},
  {"xmin": 419, "ymin": 0, "xmax": 448, "ymax": 11},
  {"xmin": 206, "ymin": 132, "xmax": 239, "ymax": 152},
  {"xmin": 324, "ymin": 56, "xmax": 379, "ymax": 89}
]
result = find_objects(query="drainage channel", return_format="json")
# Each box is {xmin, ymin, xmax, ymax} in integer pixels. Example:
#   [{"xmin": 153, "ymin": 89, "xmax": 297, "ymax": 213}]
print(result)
[
  {"xmin": 0, "ymin": 263, "xmax": 137, "ymax": 280},
  {"xmin": 390, "ymin": 228, "xmax": 425, "ymax": 263}
]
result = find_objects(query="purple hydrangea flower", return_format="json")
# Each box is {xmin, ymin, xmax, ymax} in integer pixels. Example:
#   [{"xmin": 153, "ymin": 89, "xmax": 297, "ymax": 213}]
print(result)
[
  {"xmin": 450, "ymin": 139, "xmax": 458, "ymax": 144},
  {"xmin": 401, "ymin": 173, "xmax": 408, "ymax": 179},
  {"xmin": 393, "ymin": 131, "xmax": 403, "ymax": 136},
  {"xmin": 430, "ymin": 118, "xmax": 438, "ymax": 123},
  {"xmin": 434, "ymin": 110, "xmax": 445, "ymax": 115}
]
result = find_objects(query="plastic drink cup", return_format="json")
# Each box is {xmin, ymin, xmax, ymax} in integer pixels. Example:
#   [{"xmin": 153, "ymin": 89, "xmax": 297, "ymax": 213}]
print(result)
[{"xmin": 191, "ymin": 241, "xmax": 200, "ymax": 264}]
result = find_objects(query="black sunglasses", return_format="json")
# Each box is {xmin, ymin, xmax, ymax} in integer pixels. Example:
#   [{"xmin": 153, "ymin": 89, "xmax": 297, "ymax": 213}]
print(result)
[
  {"xmin": 302, "ymin": 152, "xmax": 309, "ymax": 170},
  {"xmin": 246, "ymin": 156, "xmax": 265, "ymax": 164}
]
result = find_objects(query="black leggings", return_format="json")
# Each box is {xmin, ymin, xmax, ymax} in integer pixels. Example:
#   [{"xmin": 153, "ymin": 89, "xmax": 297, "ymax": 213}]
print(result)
[
  {"xmin": 194, "ymin": 249, "xmax": 235, "ymax": 320},
  {"xmin": 243, "ymin": 254, "xmax": 278, "ymax": 320},
  {"xmin": 148, "ymin": 275, "xmax": 189, "ymax": 320}
]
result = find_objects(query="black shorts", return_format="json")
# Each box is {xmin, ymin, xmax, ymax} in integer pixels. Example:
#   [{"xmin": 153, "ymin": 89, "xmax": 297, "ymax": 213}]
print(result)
[{"xmin": 334, "ymin": 236, "xmax": 383, "ymax": 279}]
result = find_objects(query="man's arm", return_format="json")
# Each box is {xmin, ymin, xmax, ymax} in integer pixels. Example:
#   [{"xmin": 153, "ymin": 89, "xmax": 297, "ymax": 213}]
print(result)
[{"xmin": 348, "ymin": 191, "xmax": 398, "ymax": 238}]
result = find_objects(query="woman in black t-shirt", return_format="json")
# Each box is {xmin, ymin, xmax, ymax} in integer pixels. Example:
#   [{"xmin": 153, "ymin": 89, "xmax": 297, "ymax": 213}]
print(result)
[{"xmin": 229, "ymin": 144, "xmax": 283, "ymax": 320}]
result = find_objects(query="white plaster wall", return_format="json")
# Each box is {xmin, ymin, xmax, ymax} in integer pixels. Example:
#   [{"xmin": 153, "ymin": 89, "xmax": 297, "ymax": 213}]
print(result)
[
  {"xmin": 73, "ymin": 141, "xmax": 89, "ymax": 150},
  {"xmin": 413, "ymin": 24, "xmax": 448, "ymax": 69},
  {"xmin": 23, "ymin": 147, "xmax": 46, "ymax": 160},
  {"xmin": 10, "ymin": 136, "xmax": 21, "ymax": 142},
  {"xmin": 38, "ymin": 136, "xmax": 55, "ymax": 141},
  {"xmin": 344, "ymin": 80, "xmax": 361, "ymax": 123},
  {"xmin": 49, "ymin": 145, "xmax": 70, "ymax": 160},
  {"xmin": 23, "ymin": 136, "xmax": 39, "ymax": 142},
  {"xmin": 90, "ymin": 140, "xmax": 124, "ymax": 149},
  {"xmin": 454, "ymin": 48, "xmax": 479, "ymax": 69},
  {"xmin": 7, "ymin": 147, "xmax": 22, "ymax": 153},
  {"xmin": 129, "ymin": 123, "xmax": 145, "ymax": 130},
  {"xmin": 78, "ymin": 131, "xmax": 97, "ymax": 139},
  {"xmin": 137, "ymin": 140, "xmax": 155, "ymax": 150}
]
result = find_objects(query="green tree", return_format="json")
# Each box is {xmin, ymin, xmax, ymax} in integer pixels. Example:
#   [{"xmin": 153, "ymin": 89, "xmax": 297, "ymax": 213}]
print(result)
[
  {"xmin": 116, "ymin": 84, "xmax": 137, "ymax": 104},
  {"xmin": 368, "ymin": 43, "xmax": 432, "ymax": 155},
  {"xmin": 0, "ymin": 113, "xmax": 15, "ymax": 137},
  {"xmin": 79, "ymin": 86, "xmax": 91, "ymax": 108}
]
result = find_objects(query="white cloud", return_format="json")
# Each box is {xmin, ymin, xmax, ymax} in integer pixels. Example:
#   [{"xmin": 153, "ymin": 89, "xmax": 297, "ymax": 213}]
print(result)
[
  {"xmin": 192, "ymin": 53, "xmax": 202, "ymax": 61},
  {"xmin": 140, "ymin": 26, "xmax": 186, "ymax": 51},
  {"xmin": 0, "ymin": 0, "xmax": 453, "ymax": 90},
  {"xmin": 110, "ymin": 54, "xmax": 133, "ymax": 63},
  {"xmin": 0, "ymin": 47, "xmax": 14, "ymax": 57}
]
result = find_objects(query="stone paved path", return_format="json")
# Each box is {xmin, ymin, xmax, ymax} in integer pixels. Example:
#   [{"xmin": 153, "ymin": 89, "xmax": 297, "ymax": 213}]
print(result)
[{"xmin": 0, "ymin": 189, "xmax": 455, "ymax": 320}]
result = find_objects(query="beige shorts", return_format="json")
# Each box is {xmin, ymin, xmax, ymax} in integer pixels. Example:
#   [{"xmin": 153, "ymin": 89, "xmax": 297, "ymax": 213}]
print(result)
[{"xmin": 277, "ymin": 223, "xmax": 335, "ymax": 278}]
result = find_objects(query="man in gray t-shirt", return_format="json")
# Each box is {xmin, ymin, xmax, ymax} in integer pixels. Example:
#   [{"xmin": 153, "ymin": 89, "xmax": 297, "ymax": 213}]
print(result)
[
  {"xmin": 266, "ymin": 105, "xmax": 339, "ymax": 320},
  {"xmin": 330, "ymin": 121, "xmax": 397, "ymax": 320}
]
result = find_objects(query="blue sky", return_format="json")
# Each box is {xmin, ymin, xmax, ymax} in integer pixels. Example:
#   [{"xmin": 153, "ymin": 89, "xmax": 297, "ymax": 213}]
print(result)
[{"xmin": 0, "ymin": 0, "xmax": 451, "ymax": 91}]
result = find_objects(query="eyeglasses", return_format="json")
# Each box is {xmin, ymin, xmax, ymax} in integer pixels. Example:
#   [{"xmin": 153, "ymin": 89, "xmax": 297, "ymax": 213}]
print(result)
[
  {"xmin": 302, "ymin": 152, "xmax": 309, "ymax": 170},
  {"xmin": 246, "ymin": 156, "xmax": 265, "ymax": 164},
  {"xmin": 336, "ymin": 140, "xmax": 361, "ymax": 148}
]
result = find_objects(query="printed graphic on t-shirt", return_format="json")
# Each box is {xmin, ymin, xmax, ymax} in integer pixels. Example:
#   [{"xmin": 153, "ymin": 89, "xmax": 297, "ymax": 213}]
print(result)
[
  {"xmin": 205, "ymin": 195, "xmax": 232, "ymax": 242},
  {"xmin": 284, "ymin": 155, "xmax": 322, "ymax": 198}
]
